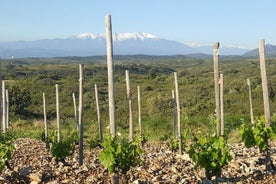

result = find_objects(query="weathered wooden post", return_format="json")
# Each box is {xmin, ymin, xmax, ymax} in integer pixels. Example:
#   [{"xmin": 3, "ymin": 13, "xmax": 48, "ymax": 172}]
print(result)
[
  {"xmin": 105, "ymin": 14, "xmax": 116, "ymax": 136},
  {"xmin": 43, "ymin": 92, "xmax": 49, "ymax": 148},
  {"xmin": 78, "ymin": 64, "xmax": 84, "ymax": 166},
  {"xmin": 106, "ymin": 14, "xmax": 119, "ymax": 184},
  {"xmin": 259, "ymin": 39, "xmax": 270, "ymax": 127},
  {"xmin": 56, "ymin": 84, "xmax": 61, "ymax": 143},
  {"xmin": 213, "ymin": 42, "xmax": 220, "ymax": 136},
  {"xmin": 174, "ymin": 72, "xmax": 182, "ymax": 154},
  {"xmin": 247, "ymin": 78, "xmax": 254, "ymax": 124},
  {"xmin": 172, "ymin": 89, "xmax": 177, "ymax": 137},
  {"xmin": 5, "ymin": 89, "xmax": 9, "ymax": 130},
  {"xmin": 126, "ymin": 70, "xmax": 133, "ymax": 141},
  {"xmin": 95, "ymin": 84, "xmax": 103, "ymax": 141},
  {"xmin": 2, "ymin": 81, "xmax": 6, "ymax": 133},
  {"xmin": 259, "ymin": 39, "xmax": 273, "ymax": 171},
  {"xmin": 219, "ymin": 74, "xmax": 224, "ymax": 136},
  {"xmin": 137, "ymin": 86, "xmax": 142, "ymax": 137},
  {"xmin": 72, "ymin": 93, "xmax": 79, "ymax": 131}
]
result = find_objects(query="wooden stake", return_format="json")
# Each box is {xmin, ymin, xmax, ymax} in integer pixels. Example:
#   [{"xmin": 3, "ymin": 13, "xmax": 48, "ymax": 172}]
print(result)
[
  {"xmin": 126, "ymin": 70, "xmax": 133, "ymax": 141},
  {"xmin": 2, "ymin": 81, "xmax": 6, "ymax": 133},
  {"xmin": 43, "ymin": 92, "xmax": 48, "ymax": 146},
  {"xmin": 259, "ymin": 39, "xmax": 270, "ymax": 127},
  {"xmin": 137, "ymin": 86, "xmax": 142, "ymax": 137},
  {"xmin": 72, "ymin": 93, "xmax": 79, "ymax": 131},
  {"xmin": 259, "ymin": 39, "xmax": 274, "ymax": 172},
  {"xmin": 95, "ymin": 84, "xmax": 103, "ymax": 141},
  {"xmin": 247, "ymin": 78, "xmax": 254, "ymax": 124},
  {"xmin": 172, "ymin": 89, "xmax": 177, "ymax": 137},
  {"xmin": 56, "ymin": 84, "xmax": 61, "ymax": 143},
  {"xmin": 213, "ymin": 42, "xmax": 220, "ymax": 136},
  {"xmin": 5, "ymin": 89, "xmax": 9, "ymax": 130},
  {"xmin": 174, "ymin": 72, "xmax": 182, "ymax": 154},
  {"xmin": 105, "ymin": 14, "xmax": 116, "ymax": 136},
  {"xmin": 78, "ymin": 64, "xmax": 84, "ymax": 166},
  {"xmin": 219, "ymin": 74, "xmax": 224, "ymax": 136}
]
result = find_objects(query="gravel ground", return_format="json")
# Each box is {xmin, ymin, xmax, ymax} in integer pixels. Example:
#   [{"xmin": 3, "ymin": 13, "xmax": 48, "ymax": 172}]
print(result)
[{"xmin": 1, "ymin": 138, "xmax": 276, "ymax": 183}]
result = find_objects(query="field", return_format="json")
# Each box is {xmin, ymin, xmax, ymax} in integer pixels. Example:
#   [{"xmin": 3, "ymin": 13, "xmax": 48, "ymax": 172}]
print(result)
[
  {"xmin": 2, "ymin": 55, "xmax": 276, "ymax": 138},
  {"xmin": 1, "ymin": 55, "xmax": 276, "ymax": 183}
]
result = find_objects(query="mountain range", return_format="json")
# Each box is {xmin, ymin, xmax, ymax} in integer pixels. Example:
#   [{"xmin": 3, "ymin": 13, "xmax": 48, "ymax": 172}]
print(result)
[{"xmin": 0, "ymin": 32, "xmax": 275, "ymax": 59}]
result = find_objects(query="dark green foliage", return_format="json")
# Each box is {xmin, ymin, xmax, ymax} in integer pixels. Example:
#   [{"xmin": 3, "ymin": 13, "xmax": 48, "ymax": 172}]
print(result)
[
  {"xmin": 51, "ymin": 139, "xmax": 75, "ymax": 162},
  {"xmin": 46, "ymin": 130, "xmax": 75, "ymax": 161},
  {"xmin": 99, "ymin": 135, "xmax": 143, "ymax": 174},
  {"xmin": 240, "ymin": 117, "xmax": 275, "ymax": 152},
  {"xmin": 8, "ymin": 84, "xmax": 32, "ymax": 119}
]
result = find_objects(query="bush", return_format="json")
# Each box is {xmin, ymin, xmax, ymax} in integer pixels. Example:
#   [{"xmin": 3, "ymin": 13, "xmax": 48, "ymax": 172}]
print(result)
[
  {"xmin": 0, "ymin": 131, "xmax": 16, "ymax": 172},
  {"xmin": 99, "ymin": 134, "xmax": 143, "ymax": 174},
  {"xmin": 240, "ymin": 117, "xmax": 275, "ymax": 152},
  {"xmin": 188, "ymin": 135, "xmax": 232, "ymax": 180},
  {"xmin": 51, "ymin": 138, "xmax": 75, "ymax": 162}
]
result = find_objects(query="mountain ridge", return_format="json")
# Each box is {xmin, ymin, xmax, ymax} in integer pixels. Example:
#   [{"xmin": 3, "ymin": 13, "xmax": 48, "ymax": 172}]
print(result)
[{"xmin": 0, "ymin": 32, "xmax": 258, "ymax": 59}]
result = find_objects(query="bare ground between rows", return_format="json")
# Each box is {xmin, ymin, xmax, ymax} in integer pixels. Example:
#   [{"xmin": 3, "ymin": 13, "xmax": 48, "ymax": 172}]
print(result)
[{"xmin": 1, "ymin": 138, "xmax": 276, "ymax": 183}]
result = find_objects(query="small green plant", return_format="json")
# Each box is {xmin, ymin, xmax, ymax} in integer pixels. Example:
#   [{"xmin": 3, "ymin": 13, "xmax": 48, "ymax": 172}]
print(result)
[
  {"xmin": 99, "ymin": 134, "xmax": 143, "ymax": 174},
  {"xmin": 240, "ymin": 117, "xmax": 275, "ymax": 152},
  {"xmin": 49, "ymin": 130, "xmax": 75, "ymax": 162},
  {"xmin": 162, "ymin": 129, "xmax": 190, "ymax": 152},
  {"xmin": 51, "ymin": 138, "xmax": 75, "ymax": 162},
  {"xmin": 188, "ymin": 135, "xmax": 232, "ymax": 180},
  {"xmin": 48, "ymin": 130, "xmax": 58, "ymax": 143},
  {"xmin": 0, "ymin": 131, "xmax": 16, "ymax": 172}
]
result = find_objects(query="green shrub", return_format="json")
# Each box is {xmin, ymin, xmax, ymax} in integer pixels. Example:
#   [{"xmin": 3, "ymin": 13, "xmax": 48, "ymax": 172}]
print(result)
[
  {"xmin": 0, "ymin": 131, "xmax": 16, "ymax": 172},
  {"xmin": 240, "ymin": 117, "xmax": 275, "ymax": 152},
  {"xmin": 99, "ymin": 134, "xmax": 143, "ymax": 174},
  {"xmin": 188, "ymin": 135, "xmax": 232, "ymax": 180},
  {"xmin": 51, "ymin": 138, "xmax": 75, "ymax": 162}
]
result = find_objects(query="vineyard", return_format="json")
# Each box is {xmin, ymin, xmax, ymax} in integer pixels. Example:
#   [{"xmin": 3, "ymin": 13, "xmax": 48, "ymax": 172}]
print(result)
[{"xmin": 1, "ymin": 18, "xmax": 276, "ymax": 183}]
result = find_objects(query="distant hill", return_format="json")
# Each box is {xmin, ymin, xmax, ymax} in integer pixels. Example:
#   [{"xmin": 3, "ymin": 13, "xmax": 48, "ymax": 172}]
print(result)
[
  {"xmin": 243, "ymin": 44, "xmax": 276, "ymax": 57},
  {"xmin": 0, "ymin": 32, "xmax": 248, "ymax": 59}
]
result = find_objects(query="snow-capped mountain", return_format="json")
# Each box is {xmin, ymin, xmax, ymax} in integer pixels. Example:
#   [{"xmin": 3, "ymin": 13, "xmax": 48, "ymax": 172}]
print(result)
[
  {"xmin": 73, "ymin": 32, "xmax": 159, "ymax": 41},
  {"xmin": 0, "ymin": 32, "xmax": 250, "ymax": 58}
]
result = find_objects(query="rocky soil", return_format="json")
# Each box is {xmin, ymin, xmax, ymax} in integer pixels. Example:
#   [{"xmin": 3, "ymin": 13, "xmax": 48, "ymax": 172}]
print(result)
[{"xmin": 1, "ymin": 138, "xmax": 276, "ymax": 183}]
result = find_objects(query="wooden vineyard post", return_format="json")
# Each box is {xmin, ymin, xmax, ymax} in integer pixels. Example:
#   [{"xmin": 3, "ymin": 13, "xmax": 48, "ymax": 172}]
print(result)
[
  {"xmin": 95, "ymin": 84, "xmax": 103, "ymax": 141},
  {"xmin": 219, "ymin": 74, "xmax": 224, "ymax": 136},
  {"xmin": 172, "ymin": 89, "xmax": 177, "ymax": 137},
  {"xmin": 259, "ymin": 39, "xmax": 270, "ymax": 127},
  {"xmin": 105, "ymin": 14, "xmax": 116, "ymax": 136},
  {"xmin": 213, "ymin": 42, "xmax": 220, "ymax": 136},
  {"xmin": 137, "ymin": 86, "xmax": 142, "ymax": 137},
  {"xmin": 247, "ymin": 78, "xmax": 254, "ymax": 124},
  {"xmin": 72, "ymin": 93, "xmax": 79, "ymax": 131},
  {"xmin": 43, "ymin": 92, "xmax": 49, "ymax": 148},
  {"xmin": 174, "ymin": 72, "xmax": 182, "ymax": 154},
  {"xmin": 56, "ymin": 84, "xmax": 61, "ymax": 143},
  {"xmin": 259, "ymin": 39, "xmax": 273, "ymax": 171},
  {"xmin": 106, "ymin": 14, "xmax": 119, "ymax": 184},
  {"xmin": 78, "ymin": 64, "xmax": 84, "ymax": 166},
  {"xmin": 2, "ymin": 81, "xmax": 6, "ymax": 133},
  {"xmin": 126, "ymin": 70, "xmax": 133, "ymax": 141},
  {"xmin": 5, "ymin": 89, "xmax": 9, "ymax": 130}
]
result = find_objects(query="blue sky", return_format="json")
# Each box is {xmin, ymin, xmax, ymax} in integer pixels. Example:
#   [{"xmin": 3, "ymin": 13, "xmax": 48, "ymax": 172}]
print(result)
[{"xmin": 0, "ymin": 0, "xmax": 275, "ymax": 48}]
